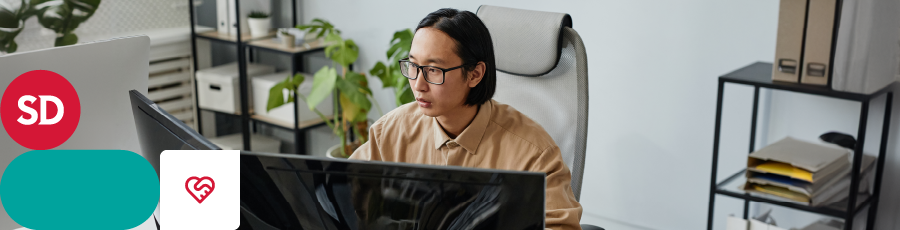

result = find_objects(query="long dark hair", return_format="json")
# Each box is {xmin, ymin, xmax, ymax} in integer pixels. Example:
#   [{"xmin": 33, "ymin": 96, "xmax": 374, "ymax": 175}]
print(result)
[{"xmin": 416, "ymin": 8, "xmax": 496, "ymax": 106}]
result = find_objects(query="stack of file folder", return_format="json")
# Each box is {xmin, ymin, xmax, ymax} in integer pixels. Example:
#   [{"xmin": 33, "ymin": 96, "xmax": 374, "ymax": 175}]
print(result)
[{"xmin": 741, "ymin": 137, "xmax": 875, "ymax": 207}]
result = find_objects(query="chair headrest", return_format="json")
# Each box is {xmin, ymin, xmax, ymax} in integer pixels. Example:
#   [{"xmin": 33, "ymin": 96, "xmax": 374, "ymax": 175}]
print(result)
[{"xmin": 476, "ymin": 5, "xmax": 572, "ymax": 76}]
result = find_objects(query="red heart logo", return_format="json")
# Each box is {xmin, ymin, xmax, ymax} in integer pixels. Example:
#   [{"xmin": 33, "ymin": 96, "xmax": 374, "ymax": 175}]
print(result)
[{"xmin": 185, "ymin": 176, "xmax": 215, "ymax": 204}]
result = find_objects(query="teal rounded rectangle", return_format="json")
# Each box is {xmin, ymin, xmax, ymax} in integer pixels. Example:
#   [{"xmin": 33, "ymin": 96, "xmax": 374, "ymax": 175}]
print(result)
[{"xmin": 1, "ymin": 150, "xmax": 160, "ymax": 230}]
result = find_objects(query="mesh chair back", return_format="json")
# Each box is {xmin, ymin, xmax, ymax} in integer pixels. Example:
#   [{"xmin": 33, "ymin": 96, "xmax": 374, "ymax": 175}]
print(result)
[{"xmin": 477, "ymin": 6, "xmax": 589, "ymax": 200}]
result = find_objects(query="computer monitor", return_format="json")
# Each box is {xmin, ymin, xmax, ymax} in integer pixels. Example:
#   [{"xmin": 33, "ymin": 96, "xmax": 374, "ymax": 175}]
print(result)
[
  {"xmin": 129, "ymin": 89, "xmax": 219, "ymax": 176},
  {"xmin": 130, "ymin": 90, "xmax": 546, "ymax": 229},
  {"xmin": 242, "ymin": 151, "xmax": 546, "ymax": 230}
]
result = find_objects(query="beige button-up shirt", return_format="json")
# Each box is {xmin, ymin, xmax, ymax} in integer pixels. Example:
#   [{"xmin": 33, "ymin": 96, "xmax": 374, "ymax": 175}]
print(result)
[{"xmin": 350, "ymin": 99, "xmax": 583, "ymax": 230}]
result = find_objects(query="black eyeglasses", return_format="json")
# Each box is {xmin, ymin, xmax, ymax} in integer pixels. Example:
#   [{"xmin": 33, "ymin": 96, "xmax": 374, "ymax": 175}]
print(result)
[{"xmin": 399, "ymin": 58, "xmax": 472, "ymax": 85}]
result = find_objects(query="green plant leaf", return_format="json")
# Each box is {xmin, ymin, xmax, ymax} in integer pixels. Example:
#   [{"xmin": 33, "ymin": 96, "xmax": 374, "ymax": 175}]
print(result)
[
  {"xmin": 396, "ymin": 84, "xmax": 414, "ymax": 106},
  {"xmin": 337, "ymin": 74, "xmax": 371, "ymax": 109},
  {"xmin": 32, "ymin": 0, "xmax": 101, "ymax": 46},
  {"xmin": 325, "ymin": 34, "xmax": 358, "ymax": 67},
  {"xmin": 392, "ymin": 69, "xmax": 408, "ymax": 87},
  {"xmin": 345, "ymin": 71, "xmax": 372, "ymax": 95},
  {"xmin": 306, "ymin": 66, "xmax": 337, "ymax": 110},
  {"xmin": 0, "ymin": 6, "xmax": 19, "ymax": 28},
  {"xmin": 0, "ymin": 0, "xmax": 30, "ymax": 53},
  {"xmin": 19, "ymin": 0, "xmax": 36, "ymax": 19},
  {"xmin": 366, "ymin": 28, "xmax": 414, "ymax": 107},
  {"xmin": 339, "ymin": 93, "xmax": 368, "ymax": 123},
  {"xmin": 248, "ymin": 11, "xmax": 268, "ymax": 18},
  {"xmin": 291, "ymin": 72, "xmax": 305, "ymax": 89},
  {"xmin": 2, "ymin": 41, "xmax": 17, "ymax": 53},
  {"xmin": 387, "ymin": 29, "xmax": 413, "ymax": 61},
  {"xmin": 54, "ymin": 32, "xmax": 77, "ymax": 46},
  {"xmin": 335, "ymin": 71, "xmax": 372, "ymax": 123},
  {"xmin": 369, "ymin": 61, "xmax": 395, "ymax": 88},
  {"xmin": 392, "ymin": 70, "xmax": 413, "ymax": 106},
  {"xmin": 297, "ymin": 18, "xmax": 337, "ymax": 39},
  {"xmin": 266, "ymin": 80, "xmax": 287, "ymax": 112},
  {"xmin": 65, "ymin": 0, "xmax": 100, "ymax": 31}
]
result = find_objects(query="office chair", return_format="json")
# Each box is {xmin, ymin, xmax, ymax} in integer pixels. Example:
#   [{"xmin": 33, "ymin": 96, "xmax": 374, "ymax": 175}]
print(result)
[{"xmin": 476, "ymin": 5, "xmax": 601, "ymax": 230}]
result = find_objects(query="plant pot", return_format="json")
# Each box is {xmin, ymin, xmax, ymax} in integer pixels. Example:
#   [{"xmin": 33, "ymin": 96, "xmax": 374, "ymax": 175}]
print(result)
[
  {"xmin": 281, "ymin": 34, "xmax": 295, "ymax": 48},
  {"xmin": 326, "ymin": 144, "xmax": 348, "ymax": 159},
  {"xmin": 247, "ymin": 17, "xmax": 270, "ymax": 37}
]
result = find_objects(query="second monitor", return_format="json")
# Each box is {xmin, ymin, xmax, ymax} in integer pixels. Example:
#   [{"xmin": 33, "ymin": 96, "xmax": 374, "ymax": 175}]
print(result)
[{"xmin": 130, "ymin": 90, "xmax": 546, "ymax": 229}]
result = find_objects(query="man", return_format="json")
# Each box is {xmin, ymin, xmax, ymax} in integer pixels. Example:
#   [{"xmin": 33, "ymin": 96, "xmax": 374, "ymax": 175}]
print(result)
[{"xmin": 350, "ymin": 8, "xmax": 582, "ymax": 230}]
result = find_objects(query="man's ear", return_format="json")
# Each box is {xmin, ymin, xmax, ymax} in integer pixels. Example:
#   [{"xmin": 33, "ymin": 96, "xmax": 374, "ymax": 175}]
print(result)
[{"xmin": 467, "ymin": 61, "xmax": 486, "ymax": 88}]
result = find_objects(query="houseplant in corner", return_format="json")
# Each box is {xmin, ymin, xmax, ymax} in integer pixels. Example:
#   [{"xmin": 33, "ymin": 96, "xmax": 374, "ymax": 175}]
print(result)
[
  {"xmin": 266, "ymin": 19, "xmax": 377, "ymax": 158},
  {"xmin": 369, "ymin": 29, "xmax": 415, "ymax": 106}
]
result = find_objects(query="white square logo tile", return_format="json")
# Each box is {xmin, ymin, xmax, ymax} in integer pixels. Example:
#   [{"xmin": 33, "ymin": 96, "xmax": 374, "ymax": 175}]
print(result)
[{"xmin": 160, "ymin": 150, "xmax": 239, "ymax": 230}]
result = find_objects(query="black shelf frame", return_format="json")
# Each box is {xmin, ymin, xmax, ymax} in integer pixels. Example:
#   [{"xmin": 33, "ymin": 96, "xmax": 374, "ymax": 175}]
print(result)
[
  {"xmin": 706, "ymin": 62, "xmax": 894, "ymax": 230},
  {"xmin": 187, "ymin": 0, "xmax": 327, "ymax": 155}
]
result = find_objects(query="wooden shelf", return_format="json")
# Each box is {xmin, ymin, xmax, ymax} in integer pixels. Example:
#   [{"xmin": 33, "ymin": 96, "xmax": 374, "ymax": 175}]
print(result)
[
  {"xmin": 196, "ymin": 30, "xmax": 275, "ymax": 43},
  {"xmin": 251, "ymin": 114, "xmax": 333, "ymax": 130},
  {"xmin": 247, "ymin": 36, "xmax": 328, "ymax": 54}
]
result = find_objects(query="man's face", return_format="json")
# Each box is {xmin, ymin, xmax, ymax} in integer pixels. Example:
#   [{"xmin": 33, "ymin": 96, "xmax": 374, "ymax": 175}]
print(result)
[{"xmin": 408, "ymin": 27, "xmax": 477, "ymax": 117}]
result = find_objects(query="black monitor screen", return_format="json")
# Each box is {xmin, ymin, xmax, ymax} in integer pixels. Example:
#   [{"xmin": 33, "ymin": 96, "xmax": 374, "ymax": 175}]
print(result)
[
  {"xmin": 130, "ymin": 90, "xmax": 545, "ymax": 230},
  {"xmin": 243, "ymin": 151, "xmax": 546, "ymax": 230},
  {"xmin": 129, "ymin": 90, "xmax": 219, "ymax": 176}
]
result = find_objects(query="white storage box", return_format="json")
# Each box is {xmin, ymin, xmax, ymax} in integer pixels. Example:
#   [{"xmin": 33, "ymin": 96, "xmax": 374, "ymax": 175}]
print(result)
[
  {"xmin": 252, "ymin": 72, "xmax": 333, "ymax": 127},
  {"xmin": 196, "ymin": 62, "xmax": 275, "ymax": 114},
  {"xmin": 207, "ymin": 133, "xmax": 281, "ymax": 153}
]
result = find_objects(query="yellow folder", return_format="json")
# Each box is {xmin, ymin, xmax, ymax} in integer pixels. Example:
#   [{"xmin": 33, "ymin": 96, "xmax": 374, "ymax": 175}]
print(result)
[
  {"xmin": 753, "ymin": 161, "xmax": 813, "ymax": 182},
  {"xmin": 745, "ymin": 183, "xmax": 810, "ymax": 203}
]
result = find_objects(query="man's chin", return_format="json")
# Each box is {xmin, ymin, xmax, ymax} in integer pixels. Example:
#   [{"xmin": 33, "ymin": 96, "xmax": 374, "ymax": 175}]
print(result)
[{"xmin": 417, "ymin": 107, "xmax": 438, "ymax": 117}]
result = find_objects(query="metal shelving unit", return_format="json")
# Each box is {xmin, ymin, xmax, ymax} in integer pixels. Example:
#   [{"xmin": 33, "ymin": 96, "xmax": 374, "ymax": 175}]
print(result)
[
  {"xmin": 706, "ymin": 62, "xmax": 894, "ymax": 230},
  {"xmin": 187, "ymin": 0, "xmax": 331, "ymax": 155}
]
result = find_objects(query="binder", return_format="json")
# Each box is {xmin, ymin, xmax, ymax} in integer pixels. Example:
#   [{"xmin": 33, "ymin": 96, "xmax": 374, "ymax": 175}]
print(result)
[
  {"xmin": 831, "ymin": 0, "xmax": 898, "ymax": 94},
  {"xmin": 772, "ymin": 0, "xmax": 809, "ymax": 83},
  {"xmin": 216, "ymin": 0, "xmax": 230, "ymax": 34},
  {"xmin": 800, "ymin": 0, "xmax": 838, "ymax": 85}
]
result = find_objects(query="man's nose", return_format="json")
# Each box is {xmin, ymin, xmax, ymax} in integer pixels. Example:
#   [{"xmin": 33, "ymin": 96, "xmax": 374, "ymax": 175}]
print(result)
[{"xmin": 412, "ymin": 72, "xmax": 429, "ymax": 92}]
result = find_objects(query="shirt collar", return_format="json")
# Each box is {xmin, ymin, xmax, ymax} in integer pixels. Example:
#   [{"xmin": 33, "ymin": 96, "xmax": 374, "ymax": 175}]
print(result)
[{"xmin": 431, "ymin": 100, "xmax": 493, "ymax": 154}]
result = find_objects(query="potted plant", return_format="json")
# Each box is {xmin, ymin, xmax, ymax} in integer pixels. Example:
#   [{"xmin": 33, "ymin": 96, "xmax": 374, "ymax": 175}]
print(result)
[
  {"xmin": 247, "ymin": 11, "xmax": 270, "ymax": 38},
  {"xmin": 266, "ymin": 19, "xmax": 378, "ymax": 158},
  {"xmin": 0, "ymin": 0, "xmax": 102, "ymax": 54},
  {"xmin": 278, "ymin": 29, "xmax": 294, "ymax": 48},
  {"xmin": 369, "ymin": 29, "xmax": 415, "ymax": 106}
]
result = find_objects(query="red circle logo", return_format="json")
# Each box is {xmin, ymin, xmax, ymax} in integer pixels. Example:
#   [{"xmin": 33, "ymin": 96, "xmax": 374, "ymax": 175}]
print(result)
[{"xmin": 1, "ymin": 70, "xmax": 81, "ymax": 150}]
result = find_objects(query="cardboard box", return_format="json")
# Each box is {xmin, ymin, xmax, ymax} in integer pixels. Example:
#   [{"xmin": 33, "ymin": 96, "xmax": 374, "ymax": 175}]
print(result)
[{"xmin": 196, "ymin": 62, "xmax": 275, "ymax": 114}]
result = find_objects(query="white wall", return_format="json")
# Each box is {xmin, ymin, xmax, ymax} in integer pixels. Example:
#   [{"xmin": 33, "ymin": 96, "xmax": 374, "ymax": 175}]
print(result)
[{"xmin": 300, "ymin": 1, "xmax": 788, "ymax": 229}]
